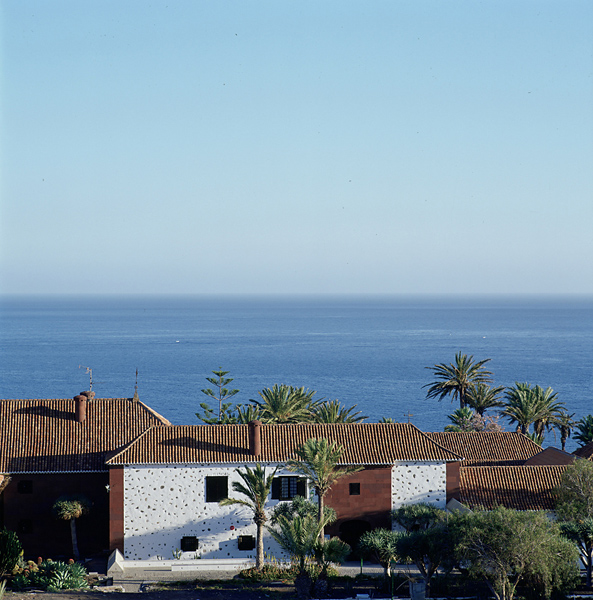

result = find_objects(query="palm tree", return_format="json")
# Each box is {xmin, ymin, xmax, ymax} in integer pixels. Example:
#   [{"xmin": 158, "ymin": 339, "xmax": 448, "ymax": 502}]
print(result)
[
  {"xmin": 575, "ymin": 415, "xmax": 593, "ymax": 446},
  {"xmin": 52, "ymin": 497, "xmax": 90, "ymax": 560},
  {"xmin": 313, "ymin": 400, "xmax": 367, "ymax": 423},
  {"xmin": 424, "ymin": 352, "xmax": 493, "ymax": 409},
  {"xmin": 219, "ymin": 463, "xmax": 278, "ymax": 570},
  {"xmin": 502, "ymin": 383, "xmax": 565, "ymax": 437},
  {"xmin": 253, "ymin": 384, "xmax": 319, "ymax": 423},
  {"xmin": 287, "ymin": 438, "xmax": 362, "ymax": 541},
  {"xmin": 502, "ymin": 383, "xmax": 539, "ymax": 434},
  {"xmin": 466, "ymin": 383, "xmax": 505, "ymax": 416},
  {"xmin": 444, "ymin": 407, "xmax": 476, "ymax": 432},
  {"xmin": 555, "ymin": 411, "xmax": 576, "ymax": 452},
  {"xmin": 531, "ymin": 386, "xmax": 565, "ymax": 438}
]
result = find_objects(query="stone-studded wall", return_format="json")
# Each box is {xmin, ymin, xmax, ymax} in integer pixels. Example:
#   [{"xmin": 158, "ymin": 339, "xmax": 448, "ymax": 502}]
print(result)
[
  {"xmin": 391, "ymin": 461, "xmax": 447, "ymax": 509},
  {"xmin": 123, "ymin": 463, "xmax": 293, "ymax": 560}
]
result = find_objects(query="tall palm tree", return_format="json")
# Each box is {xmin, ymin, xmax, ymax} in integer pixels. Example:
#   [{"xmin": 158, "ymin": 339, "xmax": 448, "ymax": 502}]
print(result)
[
  {"xmin": 287, "ymin": 438, "xmax": 362, "ymax": 541},
  {"xmin": 219, "ymin": 463, "xmax": 278, "ymax": 570},
  {"xmin": 466, "ymin": 383, "xmax": 505, "ymax": 416},
  {"xmin": 253, "ymin": 384, "xmax": 319, "ymax": 423},
  {"xmin": 313, "ymin": 400, "xmax": 367, "ymax": 423},
  {"xmin": 555, "ymin": 411, "xmax": 576, "ymax": 452},
  {"xmin": 531, "ymin": 386, "xmax": 565, "ymax": 438},
  {"xmin": 424, "ymin": 352, "xmax": 493, "ymax": 409}
]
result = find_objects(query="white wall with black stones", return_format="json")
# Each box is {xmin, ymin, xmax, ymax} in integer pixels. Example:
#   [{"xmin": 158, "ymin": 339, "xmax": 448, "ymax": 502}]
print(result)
[
  {"xmin": 391, "ymin": 461, "xmax": 447, "ymax": 510},
  {"xmin": 122, "ymin": 463, "xmax": 295, "ymax": 561}
]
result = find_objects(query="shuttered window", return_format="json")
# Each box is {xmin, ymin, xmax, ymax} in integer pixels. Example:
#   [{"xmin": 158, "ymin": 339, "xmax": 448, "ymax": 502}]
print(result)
[{"xmin": 271, "ymin": 476, "xmax": 306, "ymax": 500}]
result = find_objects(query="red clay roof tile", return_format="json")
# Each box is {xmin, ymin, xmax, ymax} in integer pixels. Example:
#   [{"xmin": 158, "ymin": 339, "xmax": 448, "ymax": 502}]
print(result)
[
  {"xmin": 107, "ymin": 422, "xmax": 463, "ymax": 465},
  {"xmin": 0, "ymin": 398, "xmax": 170, "ymax": 473},
  {"xmin": 427, "ymin": 431, "xmax": 542, "ymax": 466},
  {"xmin": 459, "ymin": 465, "xmax": 566, "ymax": 511}
]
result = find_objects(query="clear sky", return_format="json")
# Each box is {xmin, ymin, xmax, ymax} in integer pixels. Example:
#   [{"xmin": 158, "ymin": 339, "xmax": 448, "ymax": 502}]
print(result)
[{"xmin": 1, "ymin": 1, "xmax": 592, "ymax": 295}]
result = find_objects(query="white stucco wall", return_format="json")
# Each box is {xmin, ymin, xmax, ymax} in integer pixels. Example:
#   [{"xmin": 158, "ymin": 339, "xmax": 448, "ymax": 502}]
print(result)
[
  {"xmin": 122, "ymin": 460, "xmax": 448, "ymax": 560},
  {"xmin": 391, "ymin": 461, "xmax": 447, "ymax": 509},
  {"xmin": 122, "ymin": 463, "xmax": 296, "ymax": 560}
]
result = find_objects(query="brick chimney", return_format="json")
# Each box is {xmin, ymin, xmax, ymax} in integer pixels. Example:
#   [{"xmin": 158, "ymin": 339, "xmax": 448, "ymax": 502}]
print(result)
[
  {"xmin": 74, "ymin": 394, "xmax": 87, "ymax": 423},
  {"xmin": 248, "ymin": 420, "xmax": 262, "ymax": 456}
]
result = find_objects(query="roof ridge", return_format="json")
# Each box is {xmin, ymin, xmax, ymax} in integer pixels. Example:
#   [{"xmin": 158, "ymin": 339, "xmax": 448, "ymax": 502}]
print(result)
[{"xmin": 105, "ymin": 426, "xmax": 156, "ymax": 465}]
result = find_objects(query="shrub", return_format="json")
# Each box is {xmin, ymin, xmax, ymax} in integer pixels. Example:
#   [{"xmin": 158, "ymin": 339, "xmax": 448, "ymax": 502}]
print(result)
[
  {"xmin": 10, "ymin": 559, "xmax": 89, "ymax": 591},
  {"xmin": 0, "ymin": 529, "xmax": 22, "ymax": 578}
]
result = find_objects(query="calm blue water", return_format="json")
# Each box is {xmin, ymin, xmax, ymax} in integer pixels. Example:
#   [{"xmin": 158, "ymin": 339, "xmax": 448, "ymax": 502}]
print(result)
[{"xmin": 0, "ymin": 295, "xmax": 591, "ymax": 452}]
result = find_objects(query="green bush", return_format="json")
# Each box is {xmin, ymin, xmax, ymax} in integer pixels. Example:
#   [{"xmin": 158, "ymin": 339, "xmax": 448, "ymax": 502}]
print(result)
[
  {"xmin": 10, "ymin": 559, "xmax": 89, "ymax": 591},
  {"xmin": 0, "ymin": 529, "xmax": 22, "ymax": 578},
  {"xmin": 239, "ymin": 563, "xmax": 299, "ymax": 581}
]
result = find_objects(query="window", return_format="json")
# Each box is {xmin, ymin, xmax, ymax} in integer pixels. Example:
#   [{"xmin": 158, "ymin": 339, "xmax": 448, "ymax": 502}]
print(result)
[
  {"xmin": 205, "ymin": 476, "xmax": 228, "ymax": 502},
  {"xmin": 17, "ymin": 480, "xmax": 33, "ymax": 494},
  {"xmin": 271, "ymin": 476, "xmax": 306, "ymax": 500},
  {"xmin": 349, "ymin": 483, "xmax": 361, "ymax": 496},
  {"xmin": 238, "ymin": 535, "xmax": 256, "ymax": 551}
]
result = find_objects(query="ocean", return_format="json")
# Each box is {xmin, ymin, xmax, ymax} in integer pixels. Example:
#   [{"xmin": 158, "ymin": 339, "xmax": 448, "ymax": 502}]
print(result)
[{"xmin": 0, "ymin": 295, "xmax": 591, "ymax": 452}]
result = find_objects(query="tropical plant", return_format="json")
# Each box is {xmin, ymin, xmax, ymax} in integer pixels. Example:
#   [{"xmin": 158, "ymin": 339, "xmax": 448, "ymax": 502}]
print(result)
[
  {"xmin": 287, "ymin": 438, "xmax": 363, "ymax": 541},
  {"xmin": 424, "ymin": 352, "xmax": 493, "ymax": 409},
  {"xmin": 0, "ymin": 528, "xmax": 21, "ymax": 578},
  {"xmin": 379, "ymin": 416, "xmax": 395, "ymax": 423},
  {"xmin": 449, "ymin": 506, "xmax": 579, "ymax": 600},
  {"xmin": 444, "ymin": 407, "xmax": 476, "ymax": 432},
  {"xmin": 197, "ymin": 367, "xmax": 240, "ymax": 423},
  {"xmin": 555, "ymin": 411, "xmax": 576, "ymax": 452},
  {"xmin": 267, "ymin": 511, "xmax": 334, "ymax": 599},
  {"xmin": 391, "ymin": 503, "xmax": 449, "ymax": 598},
  {"xmin": 575, "ymin": 414, "xmax": 593, "ymax": 446},
  {"xmin": 397, "ymin": 527, "xmax": 449, "ymax": 598},
  {"xmin": 270, "ymin": 496, "xmax": 336, "ymax": 527},
  {"xmin": 10, "ymin": 559, "xmax": 89, "ymax": 591},
  {"xmin": 52, "ymin": 497, "xmax": 90, "ymax": 560},
  {"xmin": 235, "ymin": 403, "xmax": 263, "ymax": 424},
  {"xmin": 502, "ymin": 383, "xmax": 565, "ymax": 438},
  {"xmin": 253, "ymin": 385, "xmax": 319, "ymax": 424},
  {"xmin": 358, "ymin": 528, "xmax": 401, "ymax": 578},
  {"xmin": 556, "ymin": 458, "xmax": 593, "ymax": 587},
  {"xmin": 312, "ymin": 400, "xmax": 367, "ymax": 423},
  {"xmin": 219, "ymin": 463, "xmax": 278, "ymax": 570},
  {"xmin": 391, "ymin": 502, "xmax": 446, "ymax": 532},
  {"xmin": 466, "ymin": 383, "xmax": 505, "ymax": 415}
]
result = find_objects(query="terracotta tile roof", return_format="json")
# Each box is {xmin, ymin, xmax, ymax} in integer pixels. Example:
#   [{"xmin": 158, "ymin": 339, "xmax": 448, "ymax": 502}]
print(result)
[
  {"xmin": 573, "ymin": 441, "xmax": 593, "ymax": 460},
  {"xmin": 426, "ymin": 432, "xmax": 542, "ymax": 466},
  {"xmin": 107, "ymin": 422, "xmax": 463, "ymax": 466},
  {"xmin": 524, "ymin": 447, "xmax": 575, "ymax": 466},
  {"xmin": 459, "ymin": 465, "xmax": 566, "ymax": 511},
  {"xmin": 0, "ymin": 398, "xmax": 171, "ymax": 473}
]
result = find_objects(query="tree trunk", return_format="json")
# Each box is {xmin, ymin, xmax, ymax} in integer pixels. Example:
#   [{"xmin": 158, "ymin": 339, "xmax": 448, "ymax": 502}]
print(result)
[
  {"xmin": 256, "ymin": 521, "xmax": 264, "ymax": 571},
  {"xmin": 70, "ymin": 518, "xmax": 80, "ymax": 560},
  {"xmin": 318, "ymin": 492, "xmax": 325, "ymax": 543}
]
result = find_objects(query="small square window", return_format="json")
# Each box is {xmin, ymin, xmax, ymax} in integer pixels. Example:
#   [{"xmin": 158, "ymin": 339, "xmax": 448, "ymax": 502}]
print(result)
[
  {"xmin": 205, "ymin": 476, "xmax": 228, "ymax": 503},
  {"xmin": 238, "ymin": 535, "xmax": 256, "ymax": 551},
  {"xmin": 349, "ymin": 483, "xmax": 361, "ymax": 496},
  {"xmin": 17, "ymin": 480, "xmax": 33, "ymax": 494}
]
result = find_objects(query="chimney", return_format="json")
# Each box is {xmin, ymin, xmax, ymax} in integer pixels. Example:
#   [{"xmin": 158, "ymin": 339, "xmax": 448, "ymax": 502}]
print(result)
[
  {"xmin": 80, "ymin": 390, "xmax": 95, "ymax": 401},
  {"xmin": 248, "ymin": 420, "xmax": 262, "ymax": 456},
  {"xmin": 74, "ymin": 395, "xmax": 87, "ymax": 423}
]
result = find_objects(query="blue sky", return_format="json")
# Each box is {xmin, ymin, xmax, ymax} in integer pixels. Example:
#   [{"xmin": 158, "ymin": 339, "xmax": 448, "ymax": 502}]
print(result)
[{"xmin": 1, "ymin": 1, "xmax": 592, "ymax": 295}]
